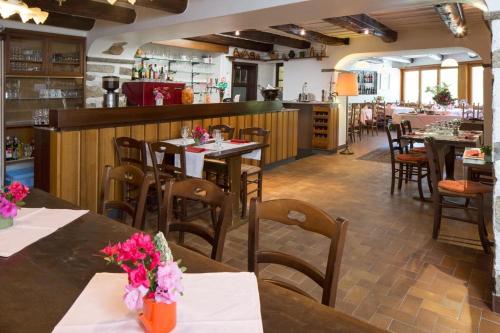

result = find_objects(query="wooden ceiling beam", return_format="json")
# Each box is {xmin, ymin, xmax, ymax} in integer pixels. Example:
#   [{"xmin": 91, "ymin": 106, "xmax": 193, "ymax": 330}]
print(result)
[
  {"xmin": 186, "ymin": 34, "xmax": 273, "ymax": 52},
  {"xmin": 221, "ymin": 30, "xmax": 311, "ymax": 49},
  {"xmin": 324, "ymin": 14, "xmax": 398, "ymax": 43},
  {"xmin": 270, "ymin": 24, "xmax": 349, "ymax": 46},
  {"xmin": 23, "ymin": 0, "xmax": 136, "ymax": 24},
  {"xmin": 435, "ymin": 3, "xmax": 467, "ymax": 37},
  {"xmin": 8, "ymin": 12, "xmax": 95, "ymax": 30},
  {"xmin": 133, "ymin": 0, "xmax": 188, "ymax": 14}
]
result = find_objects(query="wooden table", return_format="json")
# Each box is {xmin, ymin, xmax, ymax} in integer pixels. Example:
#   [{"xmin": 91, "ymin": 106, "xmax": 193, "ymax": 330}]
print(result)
[
  {"xmin": 401, "ymin": 131, "xmax": 482, "ymax": 179},
  {"xmin": 0, "ymin": 189, "xmax": 385, "ymax": 333}
]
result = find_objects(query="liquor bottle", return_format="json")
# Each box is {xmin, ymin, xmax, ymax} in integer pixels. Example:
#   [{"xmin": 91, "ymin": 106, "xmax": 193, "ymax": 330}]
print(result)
[
  {"xmin": 149, "ymin": 65, "xmax": 153, "ymax": 80},
  {"xmin": 5, "ymin": 136, "xmax": 12, "ymax": 161},
  {"xmin": 12, "ymin": 137, "xmax": 18, "ymax": 160},
  {"xmin": 159, "ymin": 67, "xmax": 165, "ymax": 81},
  {"xmin": 153, "ymin": 64, "xmax": 159, "ymax": 80},
  {"xmin": 131, "ymin": 66, "xmax": 138, "ymax": 80}
]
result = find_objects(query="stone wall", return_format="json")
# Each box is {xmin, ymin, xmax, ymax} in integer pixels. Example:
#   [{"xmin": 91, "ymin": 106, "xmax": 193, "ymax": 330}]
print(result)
[{"xmin": 85, "ymin": 57, "xmax": 134, "ymax": 108}]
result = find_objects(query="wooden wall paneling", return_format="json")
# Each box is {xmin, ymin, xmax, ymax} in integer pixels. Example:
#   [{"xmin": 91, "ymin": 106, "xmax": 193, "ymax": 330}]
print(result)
[
  {"xmin": 211, "ymin": 117, "xmax": 221, "ymax": 126},
  {"xmin": 282, "ymin": 111, "xmax": 289, "ymax": 159},
  {"xmin": 144, "ymin": 124, "xmax": 158, "ymax": 143},
  {"xmin": 264, "ymin": 113, "xmax": 272, "ymax": 163},
  {"xmin": 181, "ymin": 120, "xmax": 193, "ymax": 132},
  {"xmin": 98, "ymin": 128, "xmax": 117, "ymax": 203},
  {"xmin": 237, "ymin": 115, "xmax": 246, "ymax": 136},
  {"xmin": 158, "ymin": 122, "xmax": 171, "ymax": 140},
  {"xmin": 271, "ymin": 112, "xmax": 278, "ymax": 163},
  {"xmin": 170, "ymin": 121, "xmax": 181, "ymax": 138},
  {"xmin": 192, "ymin": 119, "xmax": 203, "ymax": 129},
  {"xmin": 50, "ymin": 131, "xmax": 61, "ymax": 196},
  {"xmin": 292, "ymin": 110, "xmax": 298, "ymax": 156},
  {"xmin": 277, "ymin": 112, "xmax": 284, "ymax": 161},
  {"xmin": 131, "ymin": 125, "xmax": 145, "ymax": 140},
  {"xmin": 60, "ymin": 131, "xmax": 81, "ymax": 205},
  {"xmin": 244, "ymin": 114, "xmax": 252, "ymax": 129},
  {"xmin": 221, "ymin": 117, "xmax": 230, "ymax": 127},
  {"xmin": 202, "ymin": 118, "xmax": 212, "ymax": 130},
  {"xmin": 80, "ymin": 129, "xmax": 99, "ymax": 211},
  {"xmin": 229, "ymin": 116, "xmax": 238, "ymax": 134}
]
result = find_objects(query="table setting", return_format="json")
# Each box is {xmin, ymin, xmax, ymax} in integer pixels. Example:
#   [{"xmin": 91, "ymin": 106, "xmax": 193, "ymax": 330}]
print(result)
[{"xmin": 52, "ymin": 232, "xmax": 264, "ymax": 333}]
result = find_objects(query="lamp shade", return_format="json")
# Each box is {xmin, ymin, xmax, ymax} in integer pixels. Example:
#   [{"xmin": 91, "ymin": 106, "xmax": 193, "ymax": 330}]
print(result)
[{"xmin": 336, "ymin": 72, "xmax": 359, "ymax": 97}]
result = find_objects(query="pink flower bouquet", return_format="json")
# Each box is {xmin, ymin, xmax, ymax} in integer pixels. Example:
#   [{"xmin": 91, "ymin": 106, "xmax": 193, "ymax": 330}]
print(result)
[
  {"xmin": 192, "ymin": 126, "xmax": 210, "ymax": 145},
  {"xmin": 101, "ymin": 232, "xmax": 185, "ymax": 312},
  {"xmin": 0, "ymin": 182, "xmax": 29, "ymax": 229}
]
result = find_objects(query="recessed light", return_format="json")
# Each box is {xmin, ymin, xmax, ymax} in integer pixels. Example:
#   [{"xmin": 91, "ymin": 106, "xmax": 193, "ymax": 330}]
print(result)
[
  {"xmin": 300, "ymin": 28, "xmax": 306, "ymax": 36},
  {"xmin": 363, "ymin": 29, "xmax": 370, "ymax": 35},
  {"xmin": 235, "ymin": 30, "xmax": 240, "ymax": 36},
  {"xmin": 456, "ymin": 26, "xmax": 465, "ymax": 35}
]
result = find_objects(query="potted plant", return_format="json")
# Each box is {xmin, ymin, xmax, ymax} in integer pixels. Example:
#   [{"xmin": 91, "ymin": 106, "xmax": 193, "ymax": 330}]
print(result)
[
  {"xmin": 426, "ymin": 83, "xmax": 455, "ymax": 106},
  {"xmin": 102, "ymin": 232, "xmax": 185, "ymax": 333},
  {"xmin": 0, "ymin": 182, "xmax": 29, "ymax": 230},
  {"xmin": 216, "ymin": 78, "xmax": 228, "ymax": 102}
]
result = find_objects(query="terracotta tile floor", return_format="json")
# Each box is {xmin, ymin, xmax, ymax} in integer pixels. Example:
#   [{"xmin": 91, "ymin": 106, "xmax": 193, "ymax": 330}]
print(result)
[{"xmin": 157, "ymin": 133, "xmax": 499, "ymax": 332}]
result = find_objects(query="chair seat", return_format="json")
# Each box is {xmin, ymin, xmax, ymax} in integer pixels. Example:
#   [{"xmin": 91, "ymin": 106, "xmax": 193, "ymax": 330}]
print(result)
[
  {"xmin": 438, "ymin": 180, "xmax": 492, "ymax": 195},
  {"xmin": 411, "ymin": 147, "xmax": 427, "ymax": 154},
  {"xmin": 241, "ymin": 163, "xmax": 261, "ymax": 175},
  {"xmin": 395, "ymin": 153, "xmax": 427, "ymax": 163}
]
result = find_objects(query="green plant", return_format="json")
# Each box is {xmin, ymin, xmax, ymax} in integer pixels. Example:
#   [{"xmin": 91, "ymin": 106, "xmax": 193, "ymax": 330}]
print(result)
[
  {"xmin": 425, "ymin": 83, "xmax": 454, "ymax": 106},
  {"xmin": 480, "ymin": 145, "xmax": 492, "ymax": 156}
]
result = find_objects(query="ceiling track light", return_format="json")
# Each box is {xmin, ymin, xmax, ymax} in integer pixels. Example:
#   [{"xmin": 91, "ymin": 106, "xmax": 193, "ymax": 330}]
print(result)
[
  {"xmin": 235, "ymin": 30, "xmax": 240, "ymax": 36},
  {"xmin": 0, "ymin": 0, "xmax": 48, "ymax": 24},
  {"xmin": 300, "ymin": 28, "xmax": 306, "ymax": 36}
]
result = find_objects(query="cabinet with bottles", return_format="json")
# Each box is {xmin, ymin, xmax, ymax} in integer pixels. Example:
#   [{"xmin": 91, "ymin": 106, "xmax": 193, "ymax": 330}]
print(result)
[
  {"xmin": 311, "ymin": 104, "xmax": 338, "ymax": 151},
  {"xmin": 355, "ymin": 71, "xmax": 378, "ymax": 95}
]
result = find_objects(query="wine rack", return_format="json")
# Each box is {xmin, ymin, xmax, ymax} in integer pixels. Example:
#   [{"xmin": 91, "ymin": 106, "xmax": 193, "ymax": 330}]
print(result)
[{"xmin": 312, "ymin": 104, "xmax": 338, "ymax": 150}]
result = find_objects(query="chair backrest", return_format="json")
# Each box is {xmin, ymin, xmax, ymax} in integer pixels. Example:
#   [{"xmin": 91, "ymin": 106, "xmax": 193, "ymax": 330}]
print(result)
[
  {"xmin": 161, "ymin": 179, "xmax": 233, "ymax": 261},
  {"xmin": 209, "ymin": 124, "xmax": 235, "ymax": 140},
  {"xmin": 239, "ymin": 127, "xmax": 271, "ymax": 166},
  {"xmin": 385, "ymin": 124, "xmax": 403, "ymax": 165},
  {"xmin": 148, "ymin": 141, "xmax": 186, "ymax": 182},
  {"xmin": 99, "ymin": 165, "xmax": 152, "ymax": 230},
  {"xmin": 424, "ymin": 137, "xmax": 442, "ymax": 198},
  {"xmin": 400, "ymin": 120, "xmax": 412, "ymax": 135},
  {"xmin": 248, "ymin": 198, "xmax": 348, "ymax": 307},
  {"xmin": 114, "ymin": 137, "xmax": 147, "ymax": 171}
]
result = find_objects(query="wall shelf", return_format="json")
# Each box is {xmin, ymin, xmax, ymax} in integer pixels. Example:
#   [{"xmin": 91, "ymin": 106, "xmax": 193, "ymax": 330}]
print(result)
[{"xmin": 226, "ymin": 55, "xmax": 328, "ymax": 63}]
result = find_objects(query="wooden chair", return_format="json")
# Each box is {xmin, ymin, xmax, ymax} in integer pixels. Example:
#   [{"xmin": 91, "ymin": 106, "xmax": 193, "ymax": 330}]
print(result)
[
  {"xmin": 375, "ymin": 103, "xmax": 388, "ymax": 127},
  {"xmin": 239, "ymin": 127, "xmax": 270, "ymax": 218},
  {"xmin": 386, "ymin": 125, "xmax": 430, "ymax": 200},
  {"xmin": 114, "ymin": 137, "xmax": 147, "ymax": 171},
  {"xmin": 424, "ymin": 137, "xmax": 492, "ymax": 253},
  {"xmin": 148, "ymin": 141, "xmax": 187, "ymax": 229},
  {"xmin": 248, "ymin": 198, "xmax": 348, "ymax": 307},
  {"xmin": 349, "ymin": 104, "xmax": 362, "ymax": 142},
  {"xmin": 208, "ymin": 124, "xmax": 235, "ymax": 140},
  {"xmin": 364, "ymin": 103, "xmax": 379, "ymax": 136},
  {"xmin": 99, "ymin": 165, "xmax": 153, "ymax": 230},
  {"xmin": 161, "ymin": 178, "xmax": 233, "ymax": 261}
]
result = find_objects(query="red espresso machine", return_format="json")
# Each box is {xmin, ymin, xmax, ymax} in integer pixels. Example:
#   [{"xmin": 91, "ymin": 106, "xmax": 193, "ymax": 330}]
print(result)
[{"xmin": 122, "ymin": 81, "xmax": 185, "ymax": 106}]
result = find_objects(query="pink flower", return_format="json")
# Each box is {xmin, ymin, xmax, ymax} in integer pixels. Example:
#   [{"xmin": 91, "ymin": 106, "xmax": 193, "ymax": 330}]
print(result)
[
  {"xmin": 129, "ymin": 263, "xmax": 150, "ymax": 288},
  {"xmin": 101, "ymin": 243, "xmax": 120, "ymax": 257},
  {"xmin": 7, "ymin": 182, "xmax": 29, "ymax": 202},
  {"xmin": 154, "ymin": 261, "xmax": 183, "ymax": 304},
  {"xmin": 124, "ymin": 284, "xmax": 148, "ymax": 311},
  {"xmin": 149, "ymin": 250, "xmax": 161, "ymax": 271},
  {"xmin": 0, "ymin": 196, "xmax": 17, "ymax": 218}
]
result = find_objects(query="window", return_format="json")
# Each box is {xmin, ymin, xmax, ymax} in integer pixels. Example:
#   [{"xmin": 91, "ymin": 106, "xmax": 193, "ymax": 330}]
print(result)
[
  {"xmin": 471, "ymin": 66, "xmax": 484, "ymax": 105},
  {"xmin": 275, "ymin": 63, "xmax": 284, "ymax": 88},
  {"xmin": 420, "ymin": 69, "xmax": 438, "ymax": 104},
  {"xmin": 440, "ymin": 68, "xmax": 458, "ymax": 100},
  {"xmin": 403, "ymin": 71, "xmax": 419, "ymax": 103}
]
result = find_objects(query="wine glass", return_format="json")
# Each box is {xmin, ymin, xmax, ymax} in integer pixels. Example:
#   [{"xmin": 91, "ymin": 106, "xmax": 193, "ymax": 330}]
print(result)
[
  {"xmin": 213, "ymin": 129, "xmax": 223, "ymax": 151},
  {"xmin": 181, "ymin": 126, "xmax": 190, "ymax": 145}
]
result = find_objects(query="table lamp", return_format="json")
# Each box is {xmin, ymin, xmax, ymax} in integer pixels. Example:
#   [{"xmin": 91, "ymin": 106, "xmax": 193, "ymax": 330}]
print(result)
[{"xmin": 336, "ymin": 72, "xmax": 359, "ymax": 155}]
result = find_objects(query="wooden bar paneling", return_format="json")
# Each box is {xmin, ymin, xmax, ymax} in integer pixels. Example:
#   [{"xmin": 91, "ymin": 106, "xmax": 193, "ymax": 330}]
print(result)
[
  {"xmin": 41, "ymin": 110, "xmax": 298, "ymax": 211},
  {"xmin": 292, "ymin": 111, "xmax": 298, "ymax": 157}
]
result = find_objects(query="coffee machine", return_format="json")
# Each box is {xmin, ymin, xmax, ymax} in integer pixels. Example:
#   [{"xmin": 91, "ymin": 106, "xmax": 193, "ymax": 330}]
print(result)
[{"xmin": 102, "ymin": 76, "xmax": 120, "ymax": 108}]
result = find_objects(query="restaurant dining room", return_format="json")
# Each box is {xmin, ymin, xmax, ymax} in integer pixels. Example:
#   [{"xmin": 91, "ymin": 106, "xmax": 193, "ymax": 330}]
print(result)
[{"xmin": 1, "ymin": 0, "xmax": 500, "ymax": 332}]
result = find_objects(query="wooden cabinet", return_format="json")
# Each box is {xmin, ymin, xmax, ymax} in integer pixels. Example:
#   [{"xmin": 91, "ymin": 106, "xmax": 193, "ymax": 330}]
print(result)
[
  {"xmin": 312, "ymin": 104, "xmax": 338, "ymax": 151},
  {"xmin": 5, "ymin": 29, "xmax": 85, "ymax": 77}
]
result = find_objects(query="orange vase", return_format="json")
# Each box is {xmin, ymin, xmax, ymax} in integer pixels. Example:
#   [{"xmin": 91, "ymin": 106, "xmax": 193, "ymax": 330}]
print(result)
[{"xmin": 139, "ymin": 299, "xmax": 177, "ymax": 333}]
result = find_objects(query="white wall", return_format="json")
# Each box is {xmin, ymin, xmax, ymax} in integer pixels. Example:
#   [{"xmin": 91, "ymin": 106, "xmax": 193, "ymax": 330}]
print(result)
[{"xmin": 282, "ymin": 58, "xmax": 333, "ymax": 101}]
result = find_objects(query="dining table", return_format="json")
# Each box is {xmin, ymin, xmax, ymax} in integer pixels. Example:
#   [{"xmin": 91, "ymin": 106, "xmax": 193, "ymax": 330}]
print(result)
[
  {"xmin": 401, "ymin": 130, "xmax": 483, "ymax": 180},
  {"xmin": 0, "ymin": 189, "xmax": 385, "ymax": 333},
  {"xmin": 392, "ymin": 110, "xmax": 463, "ymax": 129}
]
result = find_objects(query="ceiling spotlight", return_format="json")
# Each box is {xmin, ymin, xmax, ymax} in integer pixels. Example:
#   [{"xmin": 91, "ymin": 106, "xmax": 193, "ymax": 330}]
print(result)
[
  {"xmin": 300, "ymin": 28, "xmax": 306, "ymax": 36},
  {"xmin": 235, "ymin": 30, "xmax": 240, "ymax": 36},
  {"xmin": 363, "ymin": 29, "xmax": 370, "ymax": 35},
  {"xmin": 456, "ymin": 25, "xmax": 465, "ymax": 35}
]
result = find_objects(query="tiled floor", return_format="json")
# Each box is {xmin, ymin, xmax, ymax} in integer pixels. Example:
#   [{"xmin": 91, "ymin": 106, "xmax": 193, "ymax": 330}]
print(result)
[{"xmin": 158, "ymin": 133, "xmax": 500, "ymax": 332}]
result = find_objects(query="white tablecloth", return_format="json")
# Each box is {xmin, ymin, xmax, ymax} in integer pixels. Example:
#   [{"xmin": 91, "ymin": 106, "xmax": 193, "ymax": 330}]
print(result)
[
  {"xmin": 392, "ymin": 113, "xmax": 462, "ymax": 129},
  {"xmin": 385, "ymin": 105, "xmax": 415, "ymax": 117},
  {"xmin": 360, "ymin": 107, "xmax": 372, "ymax": 125},
  {"xmin": 147, "ymin": 140, "xmax": 261, "ymax": 178},
  {"xmin": 0, "ymin": 208, "xmax": 89, "ymax": 257},
  {"xmin": 53, "ymin": 272, "xmax": 264, "ymax": 333}
]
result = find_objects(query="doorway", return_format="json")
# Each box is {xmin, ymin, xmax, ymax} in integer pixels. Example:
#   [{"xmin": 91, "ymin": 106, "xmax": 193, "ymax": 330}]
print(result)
[{"xmin": 232, "ymin": 62, "xmax": 258, "ymax": 101}]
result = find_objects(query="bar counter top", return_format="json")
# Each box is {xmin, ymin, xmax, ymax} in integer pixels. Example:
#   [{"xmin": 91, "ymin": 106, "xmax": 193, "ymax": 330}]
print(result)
[{"xmin": 48, "ymin": 101, "xmax": 296, "ymax": 131}]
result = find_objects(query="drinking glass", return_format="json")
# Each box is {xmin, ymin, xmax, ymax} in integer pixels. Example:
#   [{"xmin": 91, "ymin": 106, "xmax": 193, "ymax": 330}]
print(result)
[
  {"xmin": 213, "ymin": 129, "xmax": 223, "ymax": 151},
  {"xmin": 181, "ymin": 126, "xmax": 190, "ymax": 145}
]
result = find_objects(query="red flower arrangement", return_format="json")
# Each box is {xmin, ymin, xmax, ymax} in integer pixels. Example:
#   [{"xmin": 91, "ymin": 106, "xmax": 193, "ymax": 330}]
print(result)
[{"xmin": 192, "ymin": 126, "xmax": 209, "ymax": 145}]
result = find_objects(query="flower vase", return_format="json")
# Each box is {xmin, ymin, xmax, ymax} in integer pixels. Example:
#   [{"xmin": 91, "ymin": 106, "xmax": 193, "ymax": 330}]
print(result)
[
  {"xmin": 193, "ymin": 138, "xmax": 201, "ymax": 146},
  {"xmin": 0, "ymin": 216, "xmax": 13, "ymax": 230},
  {"xmin": 139, "ymin": 299, "xmax": 176, "ymax": 333},
  {"xmin": 219, "ymin": 89, "xmax": 224, "ymax": 103}
]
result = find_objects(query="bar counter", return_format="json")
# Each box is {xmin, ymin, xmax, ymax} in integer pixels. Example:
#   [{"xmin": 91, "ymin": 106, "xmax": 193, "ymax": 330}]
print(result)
[{"xmin": 35, "ymin": 101, "xmax": 298, "ymax": 212}]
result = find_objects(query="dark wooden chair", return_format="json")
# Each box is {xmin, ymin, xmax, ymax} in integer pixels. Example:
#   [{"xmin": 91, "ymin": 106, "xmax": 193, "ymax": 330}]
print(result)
[
  {"xmin": 349, "ymin": 104, "xmax": 362, "ymax": 142},
  {"xmin": 98, "ymin": 165, "xmax": 153, "ymax": 230},
  {"xmin": 208, "ymin": 124, "xmax": 235, "ymax": 140},
  {"xmin": 364, "ymin": 103, "xmax": 378, "ymax": 136},
  {"xmin": 424, "ymin": 137, "xmax": 492, "ymax": 253},
  {"xmin": 161, "ymin": 178, "xmax": 233, "ymax": 261},
  {"xmin": 248, "ymin": 198, "xmax": 348, "ymax": 307},
  {"xmin": 114, "ymin": 137, "xmax": 147, "ymax": 171},
  {"xmin": 239, "ymin": 127, "xmax": 270, "ymax": 218},
  {"xmin": 386, "ymin": 125, "xmax": 430, "ymax": 200},
  {"xmin": 148, "ymin": 141, "xmax": 187, "ymax": 229}
]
